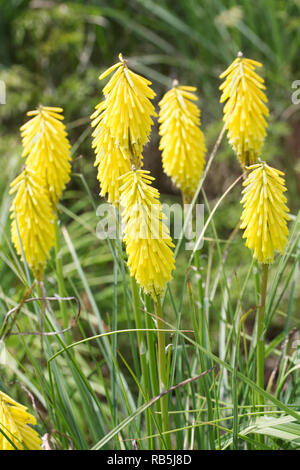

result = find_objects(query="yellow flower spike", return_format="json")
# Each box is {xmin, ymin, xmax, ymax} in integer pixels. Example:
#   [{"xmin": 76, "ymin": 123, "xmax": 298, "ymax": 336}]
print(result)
[
  {"xmin": 0, "ymin": 391, "xmax": 42, "ymax": 450},
  {"xmin": 158, "ymin": 85, "xmax": 206, "ymax": 198},
  {"xmin": 20, "ymin": 106, "xmax": 71, "ymax": 205},
  {"xmin": 240, "ymin": 162, "xmax": 290, "ymax": 263},
  {"xmin": 10, "ymin": 167, "xmax": 55, "ymax": 280},
  {"xmin": 219, "ymin": 54, "xmax": 269, "ymax": 167},
  {"xmin": 91, "ymin": 118, "xmax": 131, "ymax": 205},
  {"xmin": 93, "ymin": 53, "xmax": 156, "ymax": 160},
  {"xmin": 119, "ymin": 169, "xmax": 175, "ymax": 297}
]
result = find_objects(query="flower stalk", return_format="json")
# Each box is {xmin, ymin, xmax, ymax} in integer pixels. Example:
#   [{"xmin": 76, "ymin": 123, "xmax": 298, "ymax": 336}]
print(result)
[
  {"xmin": 130, "ymin": 276, "xmax": 153, "ymax": 449},
  {"xmin": 219, "ymin": 53, "xmax": 269, "ymax": 168},
  {"xmin": 0, "ymin": 391, "xmax": 42, "ymax": 450}
]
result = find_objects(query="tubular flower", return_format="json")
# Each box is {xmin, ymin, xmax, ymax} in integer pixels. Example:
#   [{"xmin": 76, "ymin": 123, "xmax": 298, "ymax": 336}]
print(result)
[
  {"xmin": 158, "ymin": 85, "xmax": 206, "ymax": 198},
  {"xmin": 93, "ymin": 53, "xmax": 156, "ymax": 161},
  {"xmin": 219, "ymin": 55, "xmax": 269, "ymax": 167},
  {"xmin": 20, "ymin": 106, "xmax": 71, "ymax": 205},
  {"xmin": 240, "ymin": 162, "xmax": 289, "ymax": 263},
  {"xmin": 10, "ymin": 168, "xmax": 55, "ymax": 280},
  {"xmin": 91, "ymin": 117, "xmax": 131, "ymax": 205},
  {"xmin": 119, "ymin": 169, "xmax": 175, "ymax": 296},
  {"xmin": 0, "ymin": 391, "xmax": 42, "ymax": 450}
]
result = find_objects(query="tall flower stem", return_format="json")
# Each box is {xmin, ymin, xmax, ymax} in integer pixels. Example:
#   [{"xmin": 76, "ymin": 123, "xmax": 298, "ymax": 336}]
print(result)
[
  {"xmin": 154, "ymin": 295, "xmax": 171, "ymax": 449},
  {"xmin": 257, "ymin": 263, "xmax": 269, "ymax": 408},
  {"xmin": 144, "ymin": 294, "xmax": 162, "ymax": 447}
]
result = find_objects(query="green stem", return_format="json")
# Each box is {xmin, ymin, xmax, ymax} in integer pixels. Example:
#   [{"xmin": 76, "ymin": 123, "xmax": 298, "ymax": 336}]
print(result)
[
  {"xmin": 144, "ymin": 296, "xmax": 160, "ymax": 399},
  {"xmin": 54, "ymin": 216, "xmax": 68, "ymax": 329},
  {"xmin": 131, "ymin": 277, "xmax": 153, "ymax": 449},
  {"xmin": 144, "ymin": 294, "xmax": 161, "ymax": 447},
  {"xmin": 257, "ymin": 263, "xmax": 269, "ymax": 408},
  {"xmin": 154, "ymin": 295, "xmax": 171, "ymax": 449}
]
